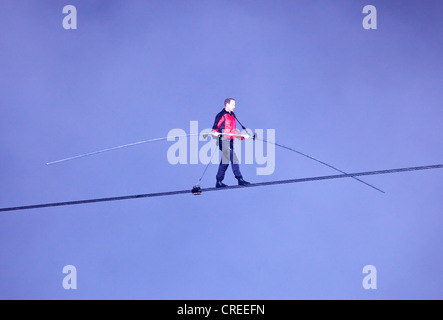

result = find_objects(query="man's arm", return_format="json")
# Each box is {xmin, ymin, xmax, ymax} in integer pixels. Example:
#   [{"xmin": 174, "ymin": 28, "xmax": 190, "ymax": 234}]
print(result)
[
  {"xmin": 228, "ymin": 128, "xmax": 244, "ymax": 140},
  {"xmin": 212, "ymin": 113, "xmax": 225, "ymax": 133}
]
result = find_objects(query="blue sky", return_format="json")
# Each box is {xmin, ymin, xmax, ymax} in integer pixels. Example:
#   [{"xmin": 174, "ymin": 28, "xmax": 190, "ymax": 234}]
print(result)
[{"xmin": 0, "ymin": 0, "xmax": 442, "ymax": 299}]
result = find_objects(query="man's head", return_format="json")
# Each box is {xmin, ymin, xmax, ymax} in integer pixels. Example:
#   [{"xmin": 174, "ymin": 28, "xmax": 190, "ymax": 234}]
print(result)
[{"xmin": 224, "ymin": 98, "xmax": 236, "ymax": 113}]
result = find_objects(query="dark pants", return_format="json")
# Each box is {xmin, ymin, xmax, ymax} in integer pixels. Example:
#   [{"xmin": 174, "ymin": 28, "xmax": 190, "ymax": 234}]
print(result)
[{"xmin": 216, "ymin": 139, "xmax": 242, "ymax": 181}]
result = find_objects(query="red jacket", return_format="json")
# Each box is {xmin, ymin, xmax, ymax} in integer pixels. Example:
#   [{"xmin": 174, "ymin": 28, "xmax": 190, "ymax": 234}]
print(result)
[{"xmin": 212, "ymin": 109, "xmax": 244, "ymax": 140}]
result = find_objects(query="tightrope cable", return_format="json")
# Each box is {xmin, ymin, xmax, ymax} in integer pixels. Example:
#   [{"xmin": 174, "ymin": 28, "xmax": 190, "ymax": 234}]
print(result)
[{"xmin": 1, "ymin": 164, "xmax": 442, "ymax": 213}]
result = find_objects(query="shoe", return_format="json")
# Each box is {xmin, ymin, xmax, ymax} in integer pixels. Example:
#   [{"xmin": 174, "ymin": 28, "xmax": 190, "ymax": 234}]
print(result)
[
  {"xmin": 237, "ymin": 178, "xmax": 251, "ymax": 186},
  {"xmin": 216, "ymin": 180, "xmax": 228, "ymax": 188}
]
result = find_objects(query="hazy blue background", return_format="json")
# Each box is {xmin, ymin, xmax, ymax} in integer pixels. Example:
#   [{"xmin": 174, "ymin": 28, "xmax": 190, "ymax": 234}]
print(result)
[{"xmin": 1, "ymin": 0, "xmax": 442, "ymax": 299}]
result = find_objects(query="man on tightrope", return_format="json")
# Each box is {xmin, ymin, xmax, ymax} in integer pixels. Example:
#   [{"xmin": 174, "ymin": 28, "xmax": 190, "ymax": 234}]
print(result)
[{"xmin": 211, "ymin": 98, "xmax": 251, "ymax": 188}]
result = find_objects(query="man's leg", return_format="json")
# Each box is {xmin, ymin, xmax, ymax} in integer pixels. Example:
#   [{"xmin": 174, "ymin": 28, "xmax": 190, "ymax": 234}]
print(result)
[
  {"xmin": 216, "ymin": 151, "xmax": 230, "ymax": 182},
  {"xmin": 230, "ymin": 149, "xmax": 243, "ymax": 180},
  {"xmin": 216, "ymin": 140, "xmax": 231, "ymax": 187},
  {"xmin": 231, "ymin": 147, "xmax": 251, "ymax": 186}
]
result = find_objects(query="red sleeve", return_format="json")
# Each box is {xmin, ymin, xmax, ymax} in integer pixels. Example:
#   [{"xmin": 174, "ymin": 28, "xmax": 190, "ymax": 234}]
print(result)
[
  {"xmin": 232, "ymin": 129, "xmax": 244, "ymax": 140},
  {"xmin": 213, "ymin": 115, "xmax": 225, "ymax": 132}
]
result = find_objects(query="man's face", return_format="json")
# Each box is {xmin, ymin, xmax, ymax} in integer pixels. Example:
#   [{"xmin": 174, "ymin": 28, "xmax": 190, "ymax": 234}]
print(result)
[{"xmin": 226, "ymin": 100, "xmax": 236, "ymax": 112}]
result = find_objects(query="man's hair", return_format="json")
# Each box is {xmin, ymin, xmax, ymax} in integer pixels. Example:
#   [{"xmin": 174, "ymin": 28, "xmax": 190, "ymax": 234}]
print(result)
[{"xmin": 224, "ymin": 98, "xmax": 235, "ymax": 106}]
